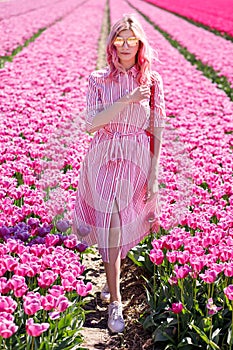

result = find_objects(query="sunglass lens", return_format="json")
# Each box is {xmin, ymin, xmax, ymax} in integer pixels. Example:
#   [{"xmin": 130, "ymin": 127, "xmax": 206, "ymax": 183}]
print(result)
[
  {"xmin": 114, "ymin": 38, "xmax": 124, "ymax": 47},
  {"xmin": 127, "ymin": 37, "xmax": 139, "ymax": 46}
]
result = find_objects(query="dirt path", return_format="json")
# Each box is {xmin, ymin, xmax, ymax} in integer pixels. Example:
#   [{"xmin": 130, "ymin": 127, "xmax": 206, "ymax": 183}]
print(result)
[{"xmin": 81, "ymin": 248, "xmax": 154, "ymax": 350}]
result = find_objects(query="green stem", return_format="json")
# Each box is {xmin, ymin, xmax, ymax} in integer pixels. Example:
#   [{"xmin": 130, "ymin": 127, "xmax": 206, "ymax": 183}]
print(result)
[
  {"xmin": 179, "ymin": 279, "xmax": 184, "ymax": 305},
  {"xmin": 209, "ymin": 316, "xmax": 213, "ymax": 343},
  {"xmin": 26, "ymin": 334, "xmax": 31, "ymax": 350},
  {"xmin": 52, "ymin": 320, "xmax": 58, "ymax": 349},
  {"xmin": 193, "ymin": 278, "xmax": 197, "ymax": 301},
  {"xmin": 177, "ymin": 314, "xmax": 180, "ymax": 343},
  {"xmin": 31, "ymin": 337, "xmax": 34, "ymax": 350},
  {"xmin": 210, "ymin": 283, "xmax": 214, "ymax": 299},
  {"xmin": 207, "ymin": 284, "xmax": 211, "ymax": 301},
  {"xmin": 153, "ymin": 263, "xmax": 157, "ymax": 308}
]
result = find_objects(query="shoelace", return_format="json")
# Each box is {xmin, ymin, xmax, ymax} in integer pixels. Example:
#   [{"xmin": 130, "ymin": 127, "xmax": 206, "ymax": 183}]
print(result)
[{"xmin": 110, "ymin": 303, "xmax": 123, "ymax": 320}]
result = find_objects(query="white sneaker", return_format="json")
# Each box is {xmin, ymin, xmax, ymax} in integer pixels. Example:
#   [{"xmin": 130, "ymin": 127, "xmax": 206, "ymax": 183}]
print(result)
[
  {"xmin": 108, "ymin": 301, "xmax": 125, "ymax": 333},
  {"xmin": 100, "ymin": 283, "xmax": 110, "ymax": 302}
]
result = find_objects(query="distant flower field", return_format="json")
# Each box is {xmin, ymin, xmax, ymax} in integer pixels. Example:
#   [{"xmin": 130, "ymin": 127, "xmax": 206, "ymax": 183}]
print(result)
[{"xmin": 144, "ymin": 0, "xmax": 233, "ymax": 37}]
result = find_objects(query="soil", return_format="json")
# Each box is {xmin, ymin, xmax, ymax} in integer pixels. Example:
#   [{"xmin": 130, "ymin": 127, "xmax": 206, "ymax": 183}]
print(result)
[{"xmin": 81, "ymin": 248, "xmax": 154, "ymax": 350}]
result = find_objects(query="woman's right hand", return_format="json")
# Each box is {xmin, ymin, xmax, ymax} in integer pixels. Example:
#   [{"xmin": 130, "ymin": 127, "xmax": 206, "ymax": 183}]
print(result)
[{"xmin": 128, "ymin": 85, "xmax": 151, "ymax": 103}]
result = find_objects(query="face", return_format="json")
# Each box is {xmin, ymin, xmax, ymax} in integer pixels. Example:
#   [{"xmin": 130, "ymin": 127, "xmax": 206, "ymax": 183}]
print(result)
[{"xmin": 113, "ymin": 29, "xmax": 139, "ymax": 68}]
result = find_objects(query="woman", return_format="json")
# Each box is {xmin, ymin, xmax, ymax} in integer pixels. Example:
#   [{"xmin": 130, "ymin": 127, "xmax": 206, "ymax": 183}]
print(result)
[{"xmin": 72, "ymin": 13, "xmax": 166, "ymax": 333}]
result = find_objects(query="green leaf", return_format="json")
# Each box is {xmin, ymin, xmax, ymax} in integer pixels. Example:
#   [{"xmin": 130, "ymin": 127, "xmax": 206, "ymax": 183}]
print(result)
[
  {"xmin": 142, "ymin": 313, "xmax": 156, "ymax": 330},
  {"xmin": 227, "ymin": 327, "xmax": 232, "ymax": 345},
  {"xmin": 189, "ymin": 323, "xmax": 221, "ymax": 349},
  {"xmin": 211, "ymin": 328, "xmax": 221, "ymax": 343},
  {"xmin": 58, "ymin": 314, "xmax": 72, "ymax": 330},
  {"xmin": 153, "ymin": 328, "xmax": 174, "ymax": 343},
  {"xmin": 127, "ymin": 250, "xmax": 145, "ymax": 267}
]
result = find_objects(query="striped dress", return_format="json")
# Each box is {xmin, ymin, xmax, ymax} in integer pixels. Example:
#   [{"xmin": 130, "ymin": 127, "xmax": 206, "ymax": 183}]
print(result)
[{"xmin": 72, "ymin": 65, "xmax": 166, "ymax": 262}]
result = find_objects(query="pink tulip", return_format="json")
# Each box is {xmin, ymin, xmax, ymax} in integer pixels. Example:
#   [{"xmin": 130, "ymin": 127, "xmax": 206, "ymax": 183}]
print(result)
[
  {"xmin": 168, "ymin": 276, "xmax": 178, "ymax": 285},
  {"xmin": 61, "ymin": 271, "xmax": 77, "ymax": 292},
  {"xmin": 45, "ymin": 234, "xmax": 60, "ymax": 247},
  {"xmin": 189, "ymin": 257, "xmax": 205, "ymax": 272},
  {"xmin": 170, "ymin": 302, "xmax": 183, "ymax": 314},
  {"xmin": 26, "ymin": 318, "xmax": 49, "ymax": 337},
  {"xmin": 76, "ymin": 281, "xmax": 92, "ymax": 297},
  {"xmin": 166, "ymin": 251, "xmax": 177, "ymax": 264},
  {"xmin": 7, "ymin": 240, "xmax": 26, "ymax": 254},
  {"xmin": 48, "ymin": 285, "xmax": 65, "ymax": 297},
  {"xmin": 23, "ymin": 293, "xmax": 42, "ymax": 315},
  {"xmin": 41, "ymin": 294, "xmax": 56, "ymax": 311},
  {"xmin": 0, "ymin": 277, "xmax": 11, "ymax": 294},
  {"xmin": 224, "ymin": 263, "xmax": 233, "ymax": 277},
  {"xmin": 199, "ymin": 270, "xmax": 218, "ymax": 283},
  {"xmin": 0, "ymin": 312, "xmax": 14, "ymax": 322},
  {"xmin": 174, "ymin": 264, "xmax": 190, "ymax": 279},
  {"xmin": 14, "ymin": 284, "xmax": 28, "ymax": 298},
  {"xmin": 9, "ymin": 275, "xmax": 26, "ymax": 289},
  {"xmin": 49, "ymin": 311, "xmax": 61, "ymax": 320},
  {"xmin": 37, "ymin": 270, "xmax": 58, "ymax": 289},
  {"xmin": 176, "ymin": 251, "xmax": 190, "ymax": 264},
  {"xmin": 224, "ymin": 285, "xmax": 233, "ymax": 300},
  {"xmin": 0, "ymin": 319, "xmax": 18, "ymax": 338},
  {"xmin": 149, "ymin": 249, "xmax": 164, "ymax": 265},
  {"xmin": 219, "ymin": 248, "xmax": 233, "ymax": 262},
  {"xmin": 55, "ymin": 295, "xmax": 71, "ymax": 312},
  {"xmin": 29, "ymin": 244, "xmax": 46, "ymax": 257},
  {"xmin": 9, "ymin": 276, "xmax": 28, "ymax": 297},
  {"xmin": 14, "ymin": 263, "xmax": 31, "ymax": 277},
  {"xmin": 0, "ymin": 296, "xmax": 17, "ymax": 313},
  {"xmin": 5, "ymin": 256, "xmax": 19, "ymax": 272},
  {"xmin": 63, "ymin": 235, "xmax": 78, "ymax": 249}
]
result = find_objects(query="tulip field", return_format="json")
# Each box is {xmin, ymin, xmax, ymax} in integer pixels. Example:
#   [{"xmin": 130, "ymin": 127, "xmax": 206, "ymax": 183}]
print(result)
[{"xmin": 0, "ymin": 0, "xmax": 233, "ymax": 348}]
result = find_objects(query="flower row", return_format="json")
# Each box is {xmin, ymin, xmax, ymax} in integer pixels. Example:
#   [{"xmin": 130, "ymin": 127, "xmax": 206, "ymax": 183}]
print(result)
[
  {"xmin": 144, "ymin": 0, "xmax": 233, "ymax": 37},
  {"xmin": 0, "ymin": 0, "xmax": 85, "ymax": 56},
  {"xmin": 0, "ymin": 0, "xmax": 56, "ymax": 20}
]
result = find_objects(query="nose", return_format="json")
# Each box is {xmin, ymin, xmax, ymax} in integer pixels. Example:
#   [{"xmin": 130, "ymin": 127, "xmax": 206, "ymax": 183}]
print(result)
[{"xmin": 123, "ymin": 40, "xmax": 129, "ymax": 48}]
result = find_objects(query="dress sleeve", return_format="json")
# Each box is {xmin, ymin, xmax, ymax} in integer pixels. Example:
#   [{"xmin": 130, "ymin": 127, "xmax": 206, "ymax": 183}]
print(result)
[
  {"xmin": 151, "ymin": 72, "xmax": 166, "ymax": 128},
  {"xmin": 86, "ymin": 74, "xmax": 103, "ymax": 132}
]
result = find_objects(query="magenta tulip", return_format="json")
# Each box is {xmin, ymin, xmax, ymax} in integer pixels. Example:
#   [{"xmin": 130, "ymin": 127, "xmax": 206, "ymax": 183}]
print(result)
[
  {"xmin": 224, "ymin": 285, "xmax": 233, "ymax": 300},
  {"xmin": 26, "ymin": 318, "xmax": 49, "ymax": 337},
  {"xmin": 170, "ymin": 302, "xmax": 183, "ymax": 314}
]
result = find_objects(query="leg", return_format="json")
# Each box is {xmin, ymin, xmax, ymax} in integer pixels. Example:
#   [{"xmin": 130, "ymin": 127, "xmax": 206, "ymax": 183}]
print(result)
[{"xmin": 103, "ymin": 199, "xmax": 122, "ymax": 303}]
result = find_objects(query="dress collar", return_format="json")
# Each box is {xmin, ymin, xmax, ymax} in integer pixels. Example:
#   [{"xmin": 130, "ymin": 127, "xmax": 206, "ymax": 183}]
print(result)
[{"xmin": 120, "ymin": 64, "xmax": 139, "ymax": 77}]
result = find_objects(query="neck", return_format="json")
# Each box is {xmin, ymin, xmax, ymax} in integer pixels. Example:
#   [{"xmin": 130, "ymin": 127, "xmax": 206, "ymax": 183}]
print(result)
[{"xmin": 121, "ymin": 60, "xmax": 136, "ymax": 71}]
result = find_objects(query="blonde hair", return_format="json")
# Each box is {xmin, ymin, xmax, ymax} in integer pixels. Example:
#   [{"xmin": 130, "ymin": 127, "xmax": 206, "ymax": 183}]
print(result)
[{"xmin": 106, "ymin": 13, "xmax": 157, "ymax": 84}]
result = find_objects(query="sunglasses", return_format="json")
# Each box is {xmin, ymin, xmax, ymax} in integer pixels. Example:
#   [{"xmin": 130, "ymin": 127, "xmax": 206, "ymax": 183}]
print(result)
[{"xmin": 113, "ymin": 36, "xmax": 139, "ymax": 47}]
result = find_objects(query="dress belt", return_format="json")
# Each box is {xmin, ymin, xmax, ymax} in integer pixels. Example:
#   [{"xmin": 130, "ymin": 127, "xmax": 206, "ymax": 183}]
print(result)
[
  {"xmin": 101, "ymin": 127, "xmax": 147, "ymax": 161},
  {"xmin": 102, "ymin": 127, "xmax": 146, "ymax": 138}
]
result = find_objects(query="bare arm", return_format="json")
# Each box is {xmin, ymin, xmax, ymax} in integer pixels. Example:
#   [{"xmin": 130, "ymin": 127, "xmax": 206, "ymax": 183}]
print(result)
[
  {"xmin": 87, "ymin": 94, "xmax": 132, "ymax": 133},
  {"xmin": 86, "ymin": 74, "xmax": 151, "ymax": 133}
]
